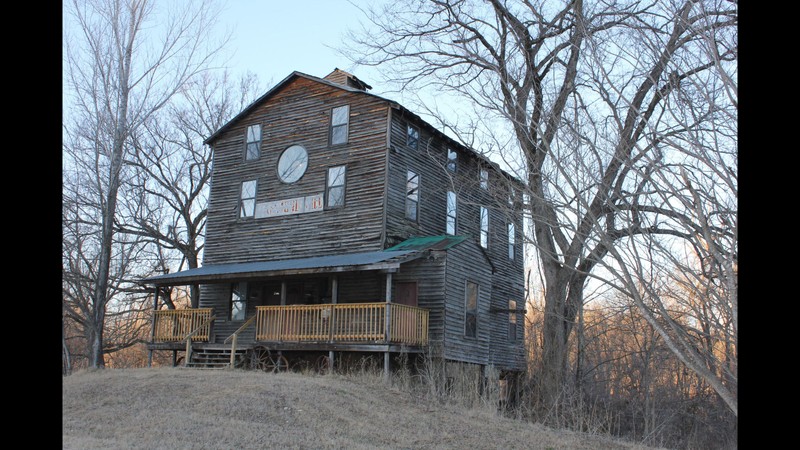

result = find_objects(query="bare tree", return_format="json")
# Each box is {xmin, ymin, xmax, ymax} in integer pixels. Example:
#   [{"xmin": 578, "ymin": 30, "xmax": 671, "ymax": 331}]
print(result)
[
  {"xmin": 114, "ymin": 71, "xmax": 261, "ymax": 308},
  {"xmin": 62, "ymin": 0, "xmax": 228, "ymax": 368},
  {"xmin": 344, "ymin": 0, "xmax": 736, "ymax": 414}
]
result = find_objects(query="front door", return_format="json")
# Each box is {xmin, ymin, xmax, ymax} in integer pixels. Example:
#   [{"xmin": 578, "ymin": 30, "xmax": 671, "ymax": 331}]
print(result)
[{"xmin": 396, "ymin": 281, "xmax": 418, "ymax": 307}]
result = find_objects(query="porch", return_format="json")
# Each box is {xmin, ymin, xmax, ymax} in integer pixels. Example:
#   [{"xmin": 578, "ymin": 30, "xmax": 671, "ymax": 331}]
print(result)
[{"xmin": 151, "ymin": 302, "xmax": 428, "ymax": 347}]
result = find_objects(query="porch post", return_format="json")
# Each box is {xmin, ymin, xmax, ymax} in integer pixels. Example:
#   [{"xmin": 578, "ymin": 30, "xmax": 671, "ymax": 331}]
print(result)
[
  {"xmin": 329, "ymin": 276, "xmax": 337, "ymax": 371},
  {"xmin": 147, "ymin": 286, "xmax": 159, "ymax": 367},
  {"xmin": 384, "ymin": 272, "xmax": 392, "ymax": 382}
]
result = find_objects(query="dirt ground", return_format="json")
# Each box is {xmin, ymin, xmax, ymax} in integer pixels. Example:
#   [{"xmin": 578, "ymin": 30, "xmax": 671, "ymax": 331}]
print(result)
[{"xmin": 63, "ymin": 367, "xmax": 661, "ymax": 449}]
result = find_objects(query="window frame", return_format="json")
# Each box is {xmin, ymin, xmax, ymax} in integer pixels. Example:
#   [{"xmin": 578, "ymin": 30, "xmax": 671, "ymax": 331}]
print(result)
[
  {"xmin": 330, "ymin": 105, "xmax": 350, "ymax": 146},
  {"xmin": 406, "ymin": 169, "xmax": 420, "ymax": 221},
  {"xmin": 480, "ymin": 168, "xmax": 489, "ymax": 190},
  {"xmin": 407, "ymin": 125, "xmax": 419, "ymax": 150},
  {"xmin": 230, "ymin": 282, "xmax": 247, "ymax": 321},
  {"xmin": 239, "ymin": 179, "xmax": 257, "ymax": 218},
  {"xmin": 245, "ymin": 124, "xmax": 261, "ymax": 161},
  {"xmin": 508, "ymin": 299, "xmax": 517, "ymax": 341},
  {"xmin": 325, "ymin": 165, "xmax": 347, "ymax": 209},
  {"xmin": 446, "ymin": 191, "xmax": 457, "ymax": 235},
  {"xmin": 447, "ymin": 148, "xmax": 457, "ymax": 173},
  {"xmin": 508, "ymin": 221, "xmax": 515, "ymax": 260},
  {"xmin": 480, "ymin": 206, "xmax": 489, "ymax": 248},
  {"xmin": 464, "ymin": 280, "xmax": 479, "ymax": 338}
]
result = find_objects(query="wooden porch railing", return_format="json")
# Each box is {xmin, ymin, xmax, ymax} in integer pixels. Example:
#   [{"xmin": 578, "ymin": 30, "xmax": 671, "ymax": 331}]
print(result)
[
  {"xmin": 255, "ymin": 303, "xmax": 428, "ymax": 346},
  {"xmin": 152, "ymin": 308, "xmax": 214, "ymax": 342},
  {"xmin": 224, "ymin": 315, "xmax": 257, "ymax": 367}
]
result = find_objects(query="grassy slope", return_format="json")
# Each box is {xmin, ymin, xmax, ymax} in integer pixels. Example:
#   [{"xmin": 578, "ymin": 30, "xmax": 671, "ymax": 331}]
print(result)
[{"xmin": 63, "ymin": 368, "xmax": 659, "ymax": 450}]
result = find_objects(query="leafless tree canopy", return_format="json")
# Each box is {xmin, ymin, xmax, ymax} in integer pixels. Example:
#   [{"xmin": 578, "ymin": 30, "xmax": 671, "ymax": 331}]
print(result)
[
  {"xmin": 62, "ymin": 0, "xmax": 229, "ymax": 369},
  {"xmin": 343, "ymin": 0, "xmax": 736, "ymax": 418}
]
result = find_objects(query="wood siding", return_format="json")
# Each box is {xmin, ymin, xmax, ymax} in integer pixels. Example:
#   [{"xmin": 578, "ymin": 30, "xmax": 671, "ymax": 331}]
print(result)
[
  {"xmin": 442, "ymin": 240, "xmax": 493, "ymax": 366},
  {"xmin": 193, "ymin": 74, "xmax": 524, "ymax": 370},
  {"xmin": 393, "ymin": 252, "xmax": 447, "ymax": 343},
  {"xmin": 385, "ymin": 111, "xmax": 526, "ymax": 371},
  {"xmin": 203, "ymin": 77, "xmax": 389, "ymax": 265}
]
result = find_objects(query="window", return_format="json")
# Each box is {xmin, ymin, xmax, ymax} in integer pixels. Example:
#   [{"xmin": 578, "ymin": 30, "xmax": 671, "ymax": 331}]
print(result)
[
  {"xmin": 509, "ymin": 186, "xmax": 515, "ymax": 206},
  {"xmin": 480, "ymin": 206, "xmax": 489, "ymax": 248},
  {"xmin": 330, "ymin": 105, "xmax": 349, "ymax": 145},
  {"xmin": 480, "ymin": 168, "xmax": 488, "ymax": 189},
  {"xmin": 277, "ymin": 145, "xmax": 308, "ymax": 184},
  {"xmin": 230, "ymin": 282, "xmax": 247, "ymax": 321},
  {"xmin": 465, "ymin": 281, "xmax": 478, "ymax": 337},
  {"xmin": 508, "ymin": 222, "xmax": 515, "ymax": 260},
  {"xmin": 508, "ymin": 300, "xmax": 517, "ymax": 341},
  {"xmin": 326, "ymin": 165, "xmax": 346, "ymax": 208},
  {"xmin": 240, "ymin": 180, "xmax": 257, "ymax": 218},
  {"xmin": 406, "ymin": 170, "xmax": 419, "ymax": 221},
  {"xmin": 407, "ymin": 125, "xmax": 419, "ymax": 150},
  {"xmin": 446, "ymin": 191, "xmax": 457, "ymax": 235},
  {"xmin": 447, "ymin": 148, "xmax": 457, "ymax": 173},
  {"xmin": 245, "ymin": 124, "xmax": 261, "ymax": 160}
]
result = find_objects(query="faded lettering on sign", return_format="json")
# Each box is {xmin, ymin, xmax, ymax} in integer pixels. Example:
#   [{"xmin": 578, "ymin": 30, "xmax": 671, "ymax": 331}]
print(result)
[{"xmin": 255, "ymin": 194, "xmax": 324, "ymax": 218}]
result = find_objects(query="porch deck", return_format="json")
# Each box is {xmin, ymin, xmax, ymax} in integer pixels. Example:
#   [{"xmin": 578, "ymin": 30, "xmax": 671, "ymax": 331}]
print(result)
[{"xmin": 149, "ymin": 303, "xmax": 428, "ymax": 352}]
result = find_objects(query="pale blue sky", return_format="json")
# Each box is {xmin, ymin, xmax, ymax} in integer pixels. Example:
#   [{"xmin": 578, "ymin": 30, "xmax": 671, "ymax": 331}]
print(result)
[{"xmin": 217, "ymin": 0, "xmax": 388, "ymax": 95}]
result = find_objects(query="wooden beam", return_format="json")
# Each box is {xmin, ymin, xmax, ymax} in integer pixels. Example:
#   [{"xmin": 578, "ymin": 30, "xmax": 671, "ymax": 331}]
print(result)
[{"xmin": 148, "ymin": 286, "xmax": 159, "ymax": 367}]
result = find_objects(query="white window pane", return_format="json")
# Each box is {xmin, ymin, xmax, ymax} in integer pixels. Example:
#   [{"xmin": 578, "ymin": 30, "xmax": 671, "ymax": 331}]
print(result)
[
  {"xmin": 247, "ymin": 124, "xmax": 260, "ymax": 142},
  {"xmin": 246, "ymin": 142, "xmax": 259, "ymax": 160},
  {"xmin": 242, "ymin": 180, "xmax": 256, "ymax": 198},
  {"xmin": 332, "ymin": 105, "xmax": 349, "ymax": 126},
  {"xmin": 328, "ymin": 186, "xmax": 344, "ymax": 207},
  {"xmin": 406, "ymin": 201, "xmax": 418, "ymax": 221},
  {"xmin": 241, "ymin": 199, "xmax": 255, "ymax": 217},
  {"xmin": 331, "ymin": 125, "xmax": 347, "ymax": 145},
  {"xmin": 328, "ymin": 166, "xmax": 345, "ymax": 187}
]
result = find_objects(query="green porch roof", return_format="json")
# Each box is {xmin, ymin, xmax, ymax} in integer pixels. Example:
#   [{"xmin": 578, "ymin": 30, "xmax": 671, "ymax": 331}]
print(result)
[{"xmin": 385, "ymin": 235, "xmax": 466, "ymax": 252}]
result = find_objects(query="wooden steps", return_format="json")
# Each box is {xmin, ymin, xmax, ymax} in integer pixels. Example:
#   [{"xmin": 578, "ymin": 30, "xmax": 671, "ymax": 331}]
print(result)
[{"xmin": 185, "ymin": 347, "xmax": 248, "ymax": 370}]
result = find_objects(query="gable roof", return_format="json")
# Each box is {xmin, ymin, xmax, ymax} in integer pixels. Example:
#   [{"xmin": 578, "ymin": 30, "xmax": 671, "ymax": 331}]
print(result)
[{"xmin": 202, "ymin": 70, "xmax": 523, "ymax": 185}]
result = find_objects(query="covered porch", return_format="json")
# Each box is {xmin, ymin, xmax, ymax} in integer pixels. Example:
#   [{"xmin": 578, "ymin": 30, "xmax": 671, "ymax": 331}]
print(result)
[{"xmin": 143, "ymin": 250, "xmax": 429, "ymax": 373}]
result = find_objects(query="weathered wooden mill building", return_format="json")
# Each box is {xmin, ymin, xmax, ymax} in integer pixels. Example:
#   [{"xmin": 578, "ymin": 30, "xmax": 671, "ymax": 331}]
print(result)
[{"xmin": 144, "ymin": 69, "xmax": 526, "ymax": 388}]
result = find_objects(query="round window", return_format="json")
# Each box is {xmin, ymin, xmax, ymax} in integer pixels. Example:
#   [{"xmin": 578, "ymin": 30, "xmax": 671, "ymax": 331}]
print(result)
[{"xmin": 276, "ymin": 145, "xmax": 308, "ymax": 184}]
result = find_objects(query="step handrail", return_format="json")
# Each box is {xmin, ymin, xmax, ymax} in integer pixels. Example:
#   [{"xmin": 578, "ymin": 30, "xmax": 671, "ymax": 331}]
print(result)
[
  {"xmin": 183, "ymin": 315, "xmax": 217, "ymax": 366},
  {"xmin": 224, "ymin": 315, "xmax": 257, "ymax": 367}
]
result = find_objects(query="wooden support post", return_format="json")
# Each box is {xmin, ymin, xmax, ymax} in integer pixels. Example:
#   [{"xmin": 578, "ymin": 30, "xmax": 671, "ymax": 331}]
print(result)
[
  {"xmin": 328, "ymin": 350, "xmax": 335, "ymax": 373},
  {"xmin": 329, "ymin": 276, "xmax": 338, "ymax": 343},
  {"xmin": 148, "ymin": 286, "xmax": 159, "ymax": 367},
  {"xmin": 172, "ymin": 350, "xmax": 178, "ymax": 367},
  {"xmin": 384, "ymin": 352, "xmax": 390, "ymax": 383},
  {"xmin": 384, "ymin": 272, "xmax": 392, "ymax": 383},
  {"xmin": 230, "ymin": 334, "xmax": 238, "ymax": 368}
]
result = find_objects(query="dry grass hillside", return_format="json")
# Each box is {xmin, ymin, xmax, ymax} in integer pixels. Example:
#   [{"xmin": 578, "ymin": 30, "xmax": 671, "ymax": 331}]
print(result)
[{"xmin": 63, "ymin": 367, "xmax": 662, "ymax": 450}]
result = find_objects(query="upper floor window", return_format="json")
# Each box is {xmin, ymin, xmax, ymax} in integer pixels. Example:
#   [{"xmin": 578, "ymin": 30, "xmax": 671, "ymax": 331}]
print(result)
[
  {"xmin": 240, "ymin": 180, "xmax": 257, "ymax": 218},
  {"xmin": 480, "ymin": 168, "xmax": 489, "ymax": 189},
  {"xmin": 508, "ymin": 300, "xmax": 517, "ymax": 341},
  {"xmin": 407, "ymin": 125, "xmax": 419, "ymax": 150},
  {"xmin": 480, "ymin": 206, "xmax": 489, "ymax": 248},
  {"xmin": 245, "ymin": 124, "xmax": 261, "ymax": 160},
  {"xmin": 465, "ymin": 280, "xmax": 478, "ymax": 338},
  {"xmin": 509, "ymin": 186, "xmax": 515, "ymax": 206},
  {"xmin": 330, "ymin": 105, "xmax": 350, "ymax": 145},
  {"xmin": 508, "ymin": 222, "xmax": 516, "ymax": 260},
  {"xmin": 326, "ymin": 165, "xmax": 346, "ymax": 208},
  {"xmin": 447, "ymin": 149, "xmax": 457, "ymax": 173},
  {"xmin": 231, "ymin": 282, "xmax": 247, "ymax": 321},
  {"xmin": 446, "ymin": 191, "xmax": 457, "ymax": 235},
  {"xmin": 406, "ymin": 170, "xmax": 419, "ymax": 221}
]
